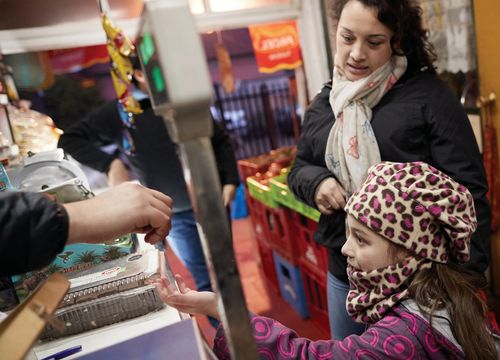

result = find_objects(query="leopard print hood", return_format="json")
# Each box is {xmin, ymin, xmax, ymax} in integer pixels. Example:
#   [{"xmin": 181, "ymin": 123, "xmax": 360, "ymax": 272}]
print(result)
[{"xmin": 344, "ymin": 161, "xmax": 477, "ymax": 324}]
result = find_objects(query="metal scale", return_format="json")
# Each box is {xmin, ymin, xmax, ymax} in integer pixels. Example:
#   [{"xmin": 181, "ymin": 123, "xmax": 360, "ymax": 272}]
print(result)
[
  {"xmin": 10, "ymin": 149, "xmax": 93, "ymax": 203},
  {"xmin": 136, "ymin": 1, "xmax": 258, "ymax": 359}
]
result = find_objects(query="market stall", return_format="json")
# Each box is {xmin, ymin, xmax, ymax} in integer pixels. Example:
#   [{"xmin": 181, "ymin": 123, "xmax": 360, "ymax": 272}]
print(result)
[{"xmin": 0, "ymin": 1, "xmax": 259, "ymax": 358}]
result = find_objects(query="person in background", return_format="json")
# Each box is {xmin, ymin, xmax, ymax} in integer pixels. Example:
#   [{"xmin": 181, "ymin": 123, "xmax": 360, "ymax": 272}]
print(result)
[
  {"xmin": 157, "ymin": 162, "xmax": 500, "ymax": 360},
  {"xmin": 287, "ymin": 0, "xmax": 491, "ymax": 340},
  {"xmin": 58, "ymin": 59, "xmax": 239, "ymax": 327},
  {"xmin": 0, "ymin": 182, "xmax": 172, "ymax": 276}
]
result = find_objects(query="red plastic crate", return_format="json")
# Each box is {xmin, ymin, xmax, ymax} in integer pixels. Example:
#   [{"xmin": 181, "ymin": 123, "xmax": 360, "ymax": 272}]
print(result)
[
  {"xmin": 245, "ymin": 188, "xmax": 271, "ymax": 244},
  {"xmin": 238, "ymin": 147, "xmax": 296, "ymax": 184},
  {"xmin": 267, "ymin": 207, "xmax": 301, "ymax": 265},
  {"xmin": 256, "ymin": 237, "xmax": 279, "ymax": 293},
  {"xmin": 300, "ymin": 260, "xmax": 331, "ymax": 336},
  {"xmin": 237, "ymin": 159, "xmax": 269, "ymax": 184},
  {"xmin": 246, "ymin": 186, "xmax": 301, "ymax": 265},
  {"xmin": 293, "ymin": 211, "xmax": 328, "ymax": 277}
]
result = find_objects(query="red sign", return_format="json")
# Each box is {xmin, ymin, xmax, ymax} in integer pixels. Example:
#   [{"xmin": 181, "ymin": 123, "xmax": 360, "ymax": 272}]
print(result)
[
  {"xmin": 249, "ymin": 20, "xmax": 302, "ymax": 74},
  {"xmin": 48, "ymin": 45, "xmax": 109, "ymax": 74}
]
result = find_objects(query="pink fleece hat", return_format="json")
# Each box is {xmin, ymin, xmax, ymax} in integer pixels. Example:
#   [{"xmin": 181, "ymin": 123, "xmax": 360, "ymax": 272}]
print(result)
[{"xmin": 345, "ymin": 162, "xmax": 477, "ymax": 263}]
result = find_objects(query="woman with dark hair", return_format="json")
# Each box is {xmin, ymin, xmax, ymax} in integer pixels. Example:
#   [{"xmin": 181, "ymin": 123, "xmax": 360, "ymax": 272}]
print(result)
[{"xmin": 287, "ymin": 0, "xmax": 491, "ymax": 340}]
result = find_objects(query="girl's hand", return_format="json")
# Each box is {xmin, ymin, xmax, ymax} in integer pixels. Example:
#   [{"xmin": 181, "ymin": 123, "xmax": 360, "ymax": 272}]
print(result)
[
  {"xmin": 155, "ymin": 274, "xmax": 220, "ymax": 320},
  {"xmin": 314, "ymin": 177, "xmax": 346, "ymax": 214}
]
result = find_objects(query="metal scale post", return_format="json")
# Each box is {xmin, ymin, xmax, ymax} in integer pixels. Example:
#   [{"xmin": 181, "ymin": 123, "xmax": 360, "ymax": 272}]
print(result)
[{"xmin": 136, "ymin": 1, "xmax": 258, "ymax": 358}]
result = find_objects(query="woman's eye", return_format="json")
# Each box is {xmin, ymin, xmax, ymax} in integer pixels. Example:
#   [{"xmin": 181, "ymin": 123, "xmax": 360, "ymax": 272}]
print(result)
[
  {"xmin": 368, "ymin": 41, "xmax": 383, "ymax": 47},
  {"xmin": 356, "ymin": 237, "xmax": 365, "ymax": 245},
  {"xmin": 342, "ymin": 35, "xmax": 354, "ymax": 43}
]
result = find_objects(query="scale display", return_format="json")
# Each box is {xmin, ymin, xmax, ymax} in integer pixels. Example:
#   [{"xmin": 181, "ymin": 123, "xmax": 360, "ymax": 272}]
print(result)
[
  {"xmin": 135, "ymin": 0, "xmax": 214, "ymax": 142},
  {"xmin": 136, "ymin": 24, "xmax": 169, "ymax": 109}
]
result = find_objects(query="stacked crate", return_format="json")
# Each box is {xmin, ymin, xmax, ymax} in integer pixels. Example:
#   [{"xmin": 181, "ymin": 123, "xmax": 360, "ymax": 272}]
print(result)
[
  {"xmin": 244, "ymin": 181, "xmax": 280, "ymax": 293},
  {"xmin": 240, "ymin": 149, "xmax": 330, "ymax": 333},
  {"xmin": 269, "ymin": 174, "xmax": 330, "ymax": 334},
  {"xmin": 238, "ymin": 147, "xmax": 295, "ymax": 295},
  {"xmin": 246, "ymin": 174, "xmax": 309, "ymax": 319}
]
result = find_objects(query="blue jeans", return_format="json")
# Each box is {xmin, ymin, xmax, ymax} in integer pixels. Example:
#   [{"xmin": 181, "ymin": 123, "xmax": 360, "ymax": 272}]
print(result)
[
  {"xmin": 327, "ymin": 272, "xmax": 365, "ymax": 340},
  {"xmin": 156, "ymin": 210, "xmax": 218, "ymax": 327}
]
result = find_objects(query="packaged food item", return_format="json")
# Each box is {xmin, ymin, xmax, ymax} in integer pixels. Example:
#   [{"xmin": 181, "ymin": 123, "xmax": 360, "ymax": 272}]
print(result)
[
  {"xmin": 40, "ymin": 250, "xmax": 165, "ymax": 340},
  {"xmin": 12, "ymin": 234, "xmax": 138, "ymax": 303},
  {"xmin": 7, "ymin": 105, "xmax": 60, "ymax": 157}
]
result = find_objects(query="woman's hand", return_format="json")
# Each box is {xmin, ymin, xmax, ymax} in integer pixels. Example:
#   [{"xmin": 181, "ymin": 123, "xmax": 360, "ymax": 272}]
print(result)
[
  {"xmin": 156, "ymin": 274, "xmax": 220, "ymax": 320},
  {"xmin": 314, "ymin": 177, "xmax": 347, "ymax": 214}
]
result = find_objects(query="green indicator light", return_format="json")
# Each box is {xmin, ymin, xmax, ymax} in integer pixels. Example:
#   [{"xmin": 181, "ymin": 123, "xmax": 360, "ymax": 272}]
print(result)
[
  {"xmin": 140, "ymin": 42, "xmax": 148, "ymax": 65},
  {"xmin": 140, "ymin": 32, "xmax": 155, "ymax": 65},
  {"xmin": 152, "ymin": 65, "xmax": 165, "ymax": 92}
]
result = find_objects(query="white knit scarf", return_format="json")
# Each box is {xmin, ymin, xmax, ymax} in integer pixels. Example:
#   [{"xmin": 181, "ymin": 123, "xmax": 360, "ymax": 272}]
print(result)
[{"xmin": 325, "ymin": 56, "xmax": 408, "ymax": 196}]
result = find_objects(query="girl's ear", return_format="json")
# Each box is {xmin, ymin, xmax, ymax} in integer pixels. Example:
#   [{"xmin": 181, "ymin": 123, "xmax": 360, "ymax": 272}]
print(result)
[
  {"xmin": 397, "ymin": 247, "xmax": 411, "ymax": 262},
  {"xmin": 389, "ymin": 242, "xmax": 410, "ymax": 263}
]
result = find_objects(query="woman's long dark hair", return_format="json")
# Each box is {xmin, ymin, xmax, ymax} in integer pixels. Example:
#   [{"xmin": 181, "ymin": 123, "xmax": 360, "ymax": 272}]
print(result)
[
  {"xmin": 333, "ymin": 0, "xmax": 437, "ymax": 75},
  {"xmin": 407, "ymin": 263, "xmax": 498, "ymax": 360}
]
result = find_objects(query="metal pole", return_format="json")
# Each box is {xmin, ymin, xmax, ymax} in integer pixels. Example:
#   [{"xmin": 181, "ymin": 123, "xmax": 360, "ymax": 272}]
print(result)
[
  {"xmin": 287, "ymin": 75, "xmax": 302, "ymax": 142},
  {"xmin": 177, "ymin": 137, "xmax": 258, "ymax": 359},
  {"xmin": 214, "ymin": 84, "xmax": 228, "ymax": 131},
  {"xmin": 202, "ymin": 0, "xmax": 212, "ymax": 13},
  {"xmin": 260, "ymin": 83, "xmax": 278, "ymax": 149},
  {"xmin": 96, "ymin": 0, "xmax": 110, "ymax": 14}
]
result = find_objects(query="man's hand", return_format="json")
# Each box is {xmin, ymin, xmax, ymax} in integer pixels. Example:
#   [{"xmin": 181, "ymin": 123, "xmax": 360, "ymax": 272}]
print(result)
[
  {"xmin": 314, "ymin": 177, "xmax": 346, "ymax": 214},
  {"xmin": 108, "ymin": 158, "xmax": 130, "ymax": 187},
  {"xmin": 64, "ymin": 182, "xmax": 173, "ymax": 245},
  {"xmin": 222, "ymin": 184, "xmax": 237, "ymax": 207},
  {"xmin": 156, "ymin": 274, "xmax": 219, "ymax": 320}
]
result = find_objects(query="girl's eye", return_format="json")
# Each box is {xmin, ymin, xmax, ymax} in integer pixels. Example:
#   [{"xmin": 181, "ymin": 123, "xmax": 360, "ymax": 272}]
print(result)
[
  {"xmin": 356, "ymin": 236, "xmax": 365, "ymax": 245},
  {"xmin": 368, "ymin": 41, "xmax": 383, "ymax": 47}
]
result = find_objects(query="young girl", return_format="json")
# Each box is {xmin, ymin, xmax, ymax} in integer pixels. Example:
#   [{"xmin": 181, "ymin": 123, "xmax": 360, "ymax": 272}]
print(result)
[{"xmin": 156, "ymin": 162, "xmax": 499, "ymax": 359}]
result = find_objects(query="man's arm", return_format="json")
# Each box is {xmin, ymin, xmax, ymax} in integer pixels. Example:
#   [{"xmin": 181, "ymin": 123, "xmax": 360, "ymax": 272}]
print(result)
[
  {"xmin": 211, "ymin": 120, "xmax": 240, "ymax": 186},
  {"xmin": 211, "ymin": 119, "xmax": 240, "ymax": 206},
  {"xmin": 0, "ymin": 183, "xmax": 173, "ymax": 276},
  {"xmin": 0, "ymin": 192, "xmax": 69, "ymax": 275},
  {"xmin": 64, "ymin": 182, "xmax": 172, "ymax": 245}
]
